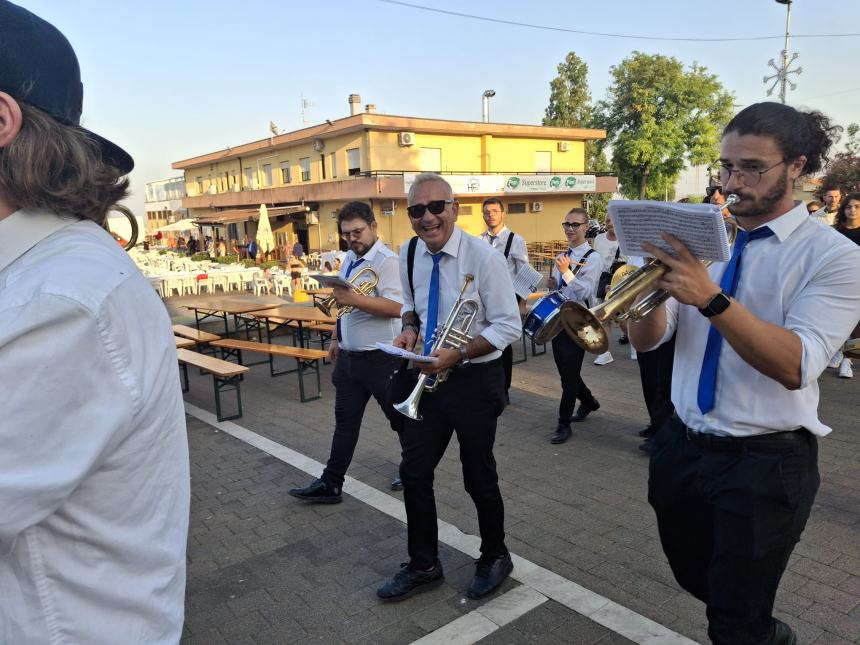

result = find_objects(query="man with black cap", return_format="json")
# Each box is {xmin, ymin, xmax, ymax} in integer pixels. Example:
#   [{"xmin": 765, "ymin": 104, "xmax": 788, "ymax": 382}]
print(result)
[{"xmin": 0, "ymin": 3, "xmax": 189, "ymax": 644}]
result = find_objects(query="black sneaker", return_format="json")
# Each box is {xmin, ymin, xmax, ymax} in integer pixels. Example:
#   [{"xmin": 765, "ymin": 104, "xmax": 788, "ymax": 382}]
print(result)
[
  {"xmin": 377, "ymin": 561, "xmax": 444, "ymax": 601},
  {"xmin": 288, "ymin": 478, "xmax": 342, "ymax": 504},
  {"xmin": 467, "ymin": 553, "xmax": 513, "ymax": 599},
  {"xmin": 618, "ymin": 335, "xmax": 630, "ymax": 345},
  {"xmin": 390, "ymin": 476, "xmax": 403, "ymax": 491},
  {"xmin": 571, "ymin": 399, "xmax": 600, "ymax": 422},
  {"xmin": 550, "ymin": 423, "xmax": 572, "ymax": 444}
]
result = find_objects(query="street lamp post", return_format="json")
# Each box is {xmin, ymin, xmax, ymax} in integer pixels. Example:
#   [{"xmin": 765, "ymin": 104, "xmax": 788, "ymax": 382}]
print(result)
[
  {"xmin": 482, "ymin": 89, "xmax": 496, "ymax": 123},
  {"xmin": 763, "ymin": 0, "xmax": 802, "ymax": 103}
]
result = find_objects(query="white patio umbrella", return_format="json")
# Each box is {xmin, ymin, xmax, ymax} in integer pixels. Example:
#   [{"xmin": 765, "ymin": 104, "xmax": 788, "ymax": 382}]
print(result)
[
  {"xmin": 256, "ymin": 204, "xmax": 276, "ymax": 257},
  {"xmin": 157, "ymin": 218, "xmax": 198, "ymax": 233}
]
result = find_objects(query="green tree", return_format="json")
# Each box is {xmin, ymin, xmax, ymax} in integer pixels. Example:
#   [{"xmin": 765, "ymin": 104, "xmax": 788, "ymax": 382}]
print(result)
[
  {"xmin": 595, "ymin": 52, "xmax": 734, "ymax": 200},
  {"xmin": 542, "ymin": 52, "xmax": 611, "ymax": 220},
  {"xmin": 820, "ymin": 123, "xmax": 860, "ymax": 194}
]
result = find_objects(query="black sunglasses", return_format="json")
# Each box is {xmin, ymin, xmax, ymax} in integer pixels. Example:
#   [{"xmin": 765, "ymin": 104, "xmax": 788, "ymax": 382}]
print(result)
[
  {"xmin": 561, "ymin": 221, "xmax": 586, "ymax": 230},
  {"xmin": 406, "ymin": 199, "xmax": 454, "ymax": 219}
]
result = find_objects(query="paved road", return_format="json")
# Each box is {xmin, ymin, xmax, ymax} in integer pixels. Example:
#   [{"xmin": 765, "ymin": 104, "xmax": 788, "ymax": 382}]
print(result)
[{"xmin": 175, "ymin": 303, "xmax": 859, "ymax": 644}]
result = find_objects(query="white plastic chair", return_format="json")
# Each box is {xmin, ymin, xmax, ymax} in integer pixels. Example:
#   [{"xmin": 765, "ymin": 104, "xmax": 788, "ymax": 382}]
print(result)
[
  {"xmin": 252, "ymin": 272, "xmax": 271, "ymax": 296},
  {"xmin": 274, "ymin": 275, "xmax": 293, "ymax": 297}
]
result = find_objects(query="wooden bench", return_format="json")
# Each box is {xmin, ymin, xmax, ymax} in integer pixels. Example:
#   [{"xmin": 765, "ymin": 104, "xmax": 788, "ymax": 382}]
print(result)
[
  {"xmin": 175, "ymin": 336, "xmax": 195, "ymax": 349},
  {"xmin": 176, "ymin": 348, "xmax": 249, "ymax": 421},
  {"xmin": 173, "ymin": 324, "xmax": 221, "ymax": 344},
  {"xmin": 211, "ymin": 339, "xmax": 328, "ymax": 402}
]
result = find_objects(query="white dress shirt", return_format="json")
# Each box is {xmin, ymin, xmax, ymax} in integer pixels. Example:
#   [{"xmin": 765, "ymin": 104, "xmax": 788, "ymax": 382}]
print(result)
[
  {"xmin": 0, "ymin": 209, "xmax": 190, "ymax": 645},
  {"xmin": 592, "ymin": 232, "xmax": 622, "ymax": 273},
  {"xmin": 550, "ymin": 241, "xmax": 603, "ymax": 306},
  {"xmin": 809, "ymin": 207, "xmax": 837, "ymax": 227},
  {"xmin": 655, "ymin": 202, "xmax": 860, "ymax": 437},
  {"xmin": 479, "ymin": 227, "xmax": 529, "ymax": 283},
  {"xmin": 400, "ymin": 227, "xmax": 522, "ymax": 363},
  {"xmin": 338, "ymin": 238, "xmax": 403, "ymax": 351}
]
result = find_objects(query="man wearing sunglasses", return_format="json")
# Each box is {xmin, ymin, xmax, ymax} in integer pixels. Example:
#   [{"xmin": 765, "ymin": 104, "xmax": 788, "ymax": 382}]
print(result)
[
  {"xmin": 377, "ymin": 173, "xmax": 521, "ymax": 602},
  {"xmin": 629, "ymin": 102, "xmax": 860, "ymax": 644},
  {"xmin": 546, "ymin": 208, "xmax": 603, "ymax": 444},
  {"xmin": 290, "ymin": 201, "xmax": 404, "ymax": 503},
  {"xmin": 479, "ymin": 197, "xmax": 529, "ymax": 404}
]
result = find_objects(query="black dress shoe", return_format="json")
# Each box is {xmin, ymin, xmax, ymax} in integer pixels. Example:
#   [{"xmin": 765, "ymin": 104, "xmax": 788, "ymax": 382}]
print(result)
[
  {"xmin": 377, "ymin": 561, "xmax": 444, "ymax": 601},
  {"xmin": 638, "ymin": 438, "xmax": 653, "ymax": 454},
  {"xmin": 390, "ymin": 476, "xmax": 403, "ymax": 491},
  {"xmin": 571, "ymin": 399, "xmax": 600, "ymax": 422},
  {"xmin": 288, "ymin": 478, "xmax": 342, "ymax": 504},
  {"xmin": 550, "ymin": 424, "xmax": 572, "ymax": 444},
  {"xmin": 468, "ymin": 552, "xmax": 513, "ymax": 599},
  {"xmin": 772, "ymin": 618, "xmax": 797, "ymax": 645},
  {"xmin": 618, "ymin": 335, "xmax": 630, "ymax": 345},
  {"xmin": 638, "ymin": 425, "xmax": 656, "ymax": 438}
]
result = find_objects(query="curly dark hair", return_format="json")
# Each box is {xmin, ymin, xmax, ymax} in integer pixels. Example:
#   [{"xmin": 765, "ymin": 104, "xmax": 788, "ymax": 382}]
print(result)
[
  {"xmin": 723, "ymin": 102, "xmax": 841, "ymax": 176},
  {"xmin": 336, "ymin": 201, "xmax": 375, "ymax": 228},
  {"xmin": 0, "ymin": 101, "xmax": 128, "ymax": 225},
  {"xmin": 835, "ymin": 191, "xmax": 860, "ymax": 230}
]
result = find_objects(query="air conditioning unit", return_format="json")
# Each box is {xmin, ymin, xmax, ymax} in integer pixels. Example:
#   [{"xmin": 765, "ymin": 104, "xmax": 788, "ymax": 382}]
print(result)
[
  {"xmin": 381, "ymin": 200, "xmax": 395, "ymax": 216},
  {"xmin": 306, "ymin": 213, "xmax": 319, "ymax": 225},
  {"xmin": 312, "ymin": 138, "xmax": 325, "ymax": 152},
  {"xmin": 557, "ymin": 141, "xmax": 570, "ymax": 152},
  {"xmin": 398, "ymin": 132, "xmax": 416, "ymax": 146},
  {"xmin": 531, "ymin": 201, "xmax": 544, "ymax": 213}
]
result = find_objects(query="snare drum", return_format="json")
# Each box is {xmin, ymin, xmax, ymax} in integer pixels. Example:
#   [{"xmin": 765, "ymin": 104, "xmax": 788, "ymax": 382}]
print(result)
[{"xmin": 523, "ymin": 291, "xmax": 570, "ymax": 344}]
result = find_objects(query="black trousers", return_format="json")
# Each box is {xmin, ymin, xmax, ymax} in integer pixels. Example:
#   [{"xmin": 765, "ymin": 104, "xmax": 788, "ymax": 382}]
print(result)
[
  {"xmin": 398, "ymin": 359, "xmax": 507, "ymax": 569},
  {"xmin": 648, "ymin": 416, "xmax": 820, "ymax": 645},
  {"xmin": 321, "ymin": 350, "xmax": 401, "ymax": 488},
  {"xmin": 501, "ymin": 344, "xmax": 513, "ymax": 393},
  {"xmin": 551, "ymin": 332, "xmax": 596, "ymax": 424},
  {"xmin": 636, "ymin": 333, "xmax": 676, "ymax": 429}
]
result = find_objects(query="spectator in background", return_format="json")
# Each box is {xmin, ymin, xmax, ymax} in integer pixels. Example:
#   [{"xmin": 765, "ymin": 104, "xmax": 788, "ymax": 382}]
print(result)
[
  {"xmin": 292, "ymin": 238, "xmax": 304, "ymax": 259},
  {"xmin": 806, "ymin": 200, "xmax": 822, "ymax": 214},
  {"xmin": 705, "ymin": 184, "xmax": 726, "ymax": 207},
  {"xmin": 810, "ymin": 185, "xmax": 842, "ymax": 225},
  {"xmin": 828, "ymin": 191, "xmax": 860, "ymax": 379}
]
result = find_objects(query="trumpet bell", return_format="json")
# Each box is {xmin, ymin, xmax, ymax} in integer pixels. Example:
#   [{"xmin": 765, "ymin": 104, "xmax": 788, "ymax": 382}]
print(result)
[{"xmin": 559, "ymin": 303, "xmax": 609, "ymax": 354}]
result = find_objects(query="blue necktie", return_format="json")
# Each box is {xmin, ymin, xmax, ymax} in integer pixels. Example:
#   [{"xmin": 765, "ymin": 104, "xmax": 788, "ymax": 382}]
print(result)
[
  {"xmin": 697, "ymin": 227, "xmax": 774, "ymax": 413},
  {"xmin": 335, "ymin": 258, "xmax": 364, "ymax": 343},
  {"xmin": 423, "ymin": 253, "xmax": 444, "ymax": 355},
  {"xmin": 559, "ymin": 249, "xmax": 573, "ymax": 288}
]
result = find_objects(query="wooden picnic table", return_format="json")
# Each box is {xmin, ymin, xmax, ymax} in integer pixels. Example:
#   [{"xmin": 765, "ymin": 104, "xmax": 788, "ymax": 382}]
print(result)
[
  {"xmin": 181, "ymin": 294, "xmax": 285, "ymax": 337},
  {"xmin": 174, "ymin": 336, "xmax": 196, "ymax": 349},
  {"xmin": 244, "ymin": 304, "xmax": 336, "ymax": 347},
  {"xmin": 304, "ymin": 287, "xmax": 333, "ymax": 307}
]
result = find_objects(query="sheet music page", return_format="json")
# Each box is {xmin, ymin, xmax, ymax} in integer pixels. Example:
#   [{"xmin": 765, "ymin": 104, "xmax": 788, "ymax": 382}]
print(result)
[
  {"xmin": 608, "ymin": 200, "xmax": 731, "ymax": 262},
  {"xmin": 512, "ymin": 264, "xmax": 544, "ymax": 300},
  {"xmin": 374, "ymin": 343, "xmax": 439, "ymax": 363},
  {"xmin": 309, "ymin": 274, "xmax": 353, "ymax": 289}
]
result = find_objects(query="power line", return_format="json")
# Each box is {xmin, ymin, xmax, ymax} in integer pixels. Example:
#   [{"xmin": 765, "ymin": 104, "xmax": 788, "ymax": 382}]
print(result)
[{"xmin": 377, "ymin": 0, "xmax": 860, "ymax": 43}]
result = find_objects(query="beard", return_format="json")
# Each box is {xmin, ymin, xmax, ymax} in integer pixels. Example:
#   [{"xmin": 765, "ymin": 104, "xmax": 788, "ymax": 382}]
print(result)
[{"xmin": 729, "ymin": 168, "xmax": 789, "ymax": 219}]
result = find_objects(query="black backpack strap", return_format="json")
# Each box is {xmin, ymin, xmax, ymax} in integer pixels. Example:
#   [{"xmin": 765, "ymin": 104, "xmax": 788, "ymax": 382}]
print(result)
[
  {"xmin": 503, "ymin": 231, "xmax": 515, "ymax": 258},
  {"xmin": 572, "ymin": 248, "xmax": 595, "ymax": 277},
  {"xmin": 407, "ymin": 236, "xmax": 418, "ymax": 301}
]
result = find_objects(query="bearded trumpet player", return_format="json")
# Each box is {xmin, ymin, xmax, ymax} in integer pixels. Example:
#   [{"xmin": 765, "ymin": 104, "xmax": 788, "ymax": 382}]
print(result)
[
  {"xmin": 377, "ymin": 173, "xmax": 521, "ymax": 602},
  {"xmin": 627, "ymin": 103, "xmax": 860, "ymax": 645},
  {"xmin": 289, "ymin": 201, "xmax": 404, "ymax": 503}
]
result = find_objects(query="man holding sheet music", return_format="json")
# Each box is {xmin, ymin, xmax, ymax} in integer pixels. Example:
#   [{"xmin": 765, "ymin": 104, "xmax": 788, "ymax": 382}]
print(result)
[
  {"xmin": 480, "ymin": 197, "xmax": 529, "ymax": 403},
  {"xmin": 547, "ymin": 207, "xmax": 603, "ymax": 444},
  {"xmin": 289, "ymin": 201, "xmax": 404, "ymax": 503},
  {"xmin": 628, "ymin": 102, "xmax": 860, "ymax": 645}
]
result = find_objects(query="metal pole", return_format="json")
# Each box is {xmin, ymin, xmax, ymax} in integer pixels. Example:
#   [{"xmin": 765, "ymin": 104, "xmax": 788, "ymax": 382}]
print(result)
[{"xmin": 780, "ymin": 1, "xmax": 792, "ymax": 104}]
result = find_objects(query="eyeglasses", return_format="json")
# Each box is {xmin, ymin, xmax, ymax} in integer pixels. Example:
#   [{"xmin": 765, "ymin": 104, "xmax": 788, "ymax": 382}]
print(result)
[
  {"xmin": 406, "ymin": 199, "xmax": 454, "ymax": 219},
  {"xmin": 717, "ymin": 160, "xmax": 786, "ymax": 187},
  {"xmin": 340, "ymin": 225, "xmax": 368, "ymax": 240},
  {"xmin": 561, "ymin": 221, "xmax": 586, "ymax": 230}
]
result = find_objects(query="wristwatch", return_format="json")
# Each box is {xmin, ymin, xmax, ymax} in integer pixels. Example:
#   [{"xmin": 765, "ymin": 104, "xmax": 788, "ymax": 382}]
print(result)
[
  {"xmin": 458, "ymin": 345, "xmax": 471, "ymax": 366},
  {"xmin": 698, "ymin": 290, "xmax": 731, "ymax": 318}
]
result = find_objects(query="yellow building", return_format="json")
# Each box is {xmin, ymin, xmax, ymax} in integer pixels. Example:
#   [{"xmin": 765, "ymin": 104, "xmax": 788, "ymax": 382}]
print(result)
[{"xmin": 172, "ymin": 98, "xmax": 617, "ymax": 254}]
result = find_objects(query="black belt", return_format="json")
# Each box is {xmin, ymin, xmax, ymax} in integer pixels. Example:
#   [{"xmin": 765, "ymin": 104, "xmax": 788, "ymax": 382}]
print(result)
[{"xmin": 672, "ymin": 416, "xmax": 808, "ymax": 453}]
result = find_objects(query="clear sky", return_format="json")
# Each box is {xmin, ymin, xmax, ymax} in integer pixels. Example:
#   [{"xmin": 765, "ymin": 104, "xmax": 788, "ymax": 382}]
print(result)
[{"xmin": 17, "ymin": 0, "xmax": 860, "ymax": 215}]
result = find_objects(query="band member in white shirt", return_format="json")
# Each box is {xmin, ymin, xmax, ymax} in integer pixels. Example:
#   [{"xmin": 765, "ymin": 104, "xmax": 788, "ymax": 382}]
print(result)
[
  {"xmin": 629, "ymin": 102, "xmax": 860, "ymax": 645},
  {"xmin": 479, "ymin": 197, "xmax": 529, "ymax": 403},
  {"xmin": 289, "ymin": 202, "xmax": 404, "ymax": 502},
  {"xmin": 377, "ymin": 173, "xmax": 521, "ymax": 602},
  {"xmin": 546, "ymin": 208, "xmax": 603, "ymax": 444}
]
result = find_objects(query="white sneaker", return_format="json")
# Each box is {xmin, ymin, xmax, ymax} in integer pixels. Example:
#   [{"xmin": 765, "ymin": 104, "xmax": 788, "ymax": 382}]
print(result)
[
  {"xmin": 829, "ymin": 351, "xmax": 843, "ymax": 369},
  {"xmin": 839, "ymin": 358, "xmax": 853, "ymax": 379},
  {"xmin": 594, "ymin": 351, "xmax": 614, "ymax": 366},
  {"xmin": 630, "ymin": 347, "xmax": 638, "ymax": 360}
]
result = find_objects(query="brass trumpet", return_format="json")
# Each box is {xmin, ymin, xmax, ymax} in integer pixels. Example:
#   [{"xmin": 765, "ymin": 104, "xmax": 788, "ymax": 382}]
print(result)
[
  {"xmin": 394, "ymin": 274, "xmax": 478, "ymax": 421},
  {"xmin": 315, "ymin": 265, "xmax": 378, "ymax": 319},
  {"xmin": 559, "ymin": 195, "xmax": 740, "ymax": 354}
]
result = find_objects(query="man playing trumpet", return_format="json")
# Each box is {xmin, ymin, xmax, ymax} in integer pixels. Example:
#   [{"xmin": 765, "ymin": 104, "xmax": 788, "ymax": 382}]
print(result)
[
  {"xmin": 377, "ymin": 173, "xmax": 521, "ymax": 601},
  {"xmin": 289, "ymin": 201, "xmax": 403, "ymax": 503},
  {"xmin": 629, "ymin": 102, "xmax": 860, "ymax": 644}
]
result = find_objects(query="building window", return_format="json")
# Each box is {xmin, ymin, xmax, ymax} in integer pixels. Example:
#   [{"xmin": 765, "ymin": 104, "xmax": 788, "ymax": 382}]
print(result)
[
  {"xmin": 244, "ymin": 167, "xmax": 254, "ymax": 189},
  {"xmin": 535, "ymin": 151, "xmax": 552, "ymax": 174},
  {"xmin": 419, "ymin": 147, "xmax": 442, "ymax": 172},
  {"xmin": 330, "ymin": 152, "xmax": 337, "ymax": 178},
  {"xmin": 280, "ymin": 161, "xmax": 291, "ymax": 184},
  {"xmin": 300, "ymin": 157, "xmax": 311, "ymax": 182},
  {"xmin": 195, "ymin": 176, "xmax": 203, "ymax": 195},
  {"xmin": 347, "ymin": 148, "xmax": 360, "ymax": 176},
  {"xmin": 508, "ymin": 202, "xmax": 526, "ymax": 214},
  {"xmin": 262, "ymin": 164, "xmax": 272, "ymax": 187},
  {"xmin": 320, "ymin": 154, "xmax": 326, "ymax": 180}
]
